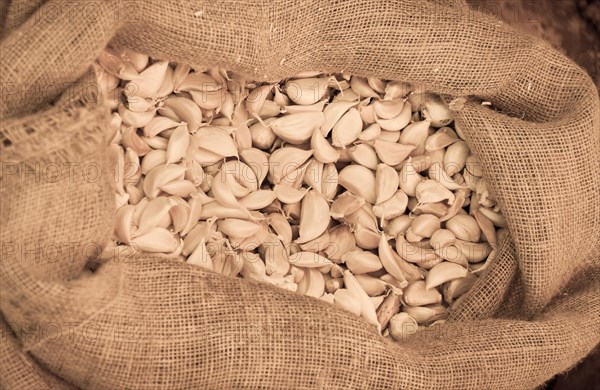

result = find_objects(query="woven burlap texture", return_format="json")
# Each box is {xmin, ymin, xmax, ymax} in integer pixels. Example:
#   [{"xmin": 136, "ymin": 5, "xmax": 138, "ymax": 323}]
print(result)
[{"xmin": 1, "ymin": 1, "xmax": 599, "ymax": 389}]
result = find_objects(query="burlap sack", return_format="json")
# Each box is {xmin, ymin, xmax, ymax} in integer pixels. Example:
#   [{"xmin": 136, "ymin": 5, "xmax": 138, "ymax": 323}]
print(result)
[{"xmin": 1, "ymin": 1, "xmax": 599, "ymax": 389}]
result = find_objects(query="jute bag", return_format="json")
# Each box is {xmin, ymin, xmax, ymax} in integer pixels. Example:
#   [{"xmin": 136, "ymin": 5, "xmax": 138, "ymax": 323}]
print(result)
[{"xmin": 1, "ymin": 0, "xmax": 599, "ymax": 388}]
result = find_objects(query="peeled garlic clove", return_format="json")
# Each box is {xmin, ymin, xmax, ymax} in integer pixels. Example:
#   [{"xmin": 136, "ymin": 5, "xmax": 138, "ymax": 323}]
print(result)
[
  {"xmin": 359, "ymin": 102, "xmax": 376, "ymax": 124},
  {"xmin": 428, "ymin": 162, "xmax": 466, "ymax": 190},
  {"xmin": 378, "ymin": 130, "xmax": 401, "ymax": 143},
  {"xmin": 240, "ymin": 148, "xmax": 269, "ymax": 187},
  {"xmin": 385, "ymin": 81, "xmax": 412, "ymax": 100},
  {"xmin": 165, "ymin": 125, "xmax": 190, "ymax": 165},
  {"xmin": 374, "ymin": 292, "xmax": 401, "ymax": 331},
  {"xmin": 303, "ymin": 158, "xmax": 324, "ymax": 192},
  {"xmin": 238, "ymin": 190, "xmax": 277, "ymax": 210},
  {"xmin": 137, "ymin": 196, "xmax": 177, "ymax": 235},
  {"xmin": 353, "ymin": 224, "xmax": 380, "ymax": 250},
  {"xmin": 415, "ymin": 180, "xmax": 455, "ymax": 205},
  {"xmin": 186, "ymin": 239, "xmax": 213, "ymax": 270},
  {"xmin": 143, "ymin": 116, "xmax": 184, "ymax": 138},
  {"xmin": 249, "ymin": 117, "xmax": 277, "ymax": 149},
  {"xmin": 343, "ymin": 270, "xmax": 381, "ymax": 332},
  {"xmin": 114, "ymin": 205, "xmax": 135, "ymax": 243},
  {"xmin": 222, "ymin": 160, "xmax": 259, "ymax": 191},
  {"xmin": 330, "ymin": 192, "xmax": 365, "ymax": 219},
  {"xmin": 426, "ymin": 261, "xmax": 468, "ymax": 290},
  {"xmin": 373, "ymin": 99, "xmax": 404, "ymax": 119},
  {"xmin": 268, "ymin": 147, "xmax": 313, "ymax": 184},
  {"xmin": 297, "ymin": 268, "xmax": 325, "ymax": 298},
  {"xmin": 271, "ymin": 112, "xmax": 325, "ymax": 145},
  {"xmin": 378, "ymin": 233, "xmax": 409, "ymax": 287},
  {"xmin": 296, "ymin": 190, "xmax": 330, "ymax": 243},
  {"xmin": 175, "ymin": 71, "xmax": 220, "ymax": 93},
  {"xmin": 284, "ymin": 77, "xmax": 331, "ymax": 105},
  {"xmin": 434, "ymin": 244, "xmax": 469, "ymax": 267},
  {"xmin": 180, "ymin": 193, "xmax": 203, "ymax": 236},
  {"xmin": 323, "ymin": 224, "xmax": 356, "ymax": 261},
  {"xmin": 442, "ymin": 141, "xmax": 469, "ymax": 176},
  {"xmin": 373, "ymin": 139, "xmax": 415, "ymax": 166},
  {"xmin": 478, "ymin": 207, "xmax": 507, "ymax": 228},
  {"xmin": 130, "ymin": 227, "xmax": 179, "ymax": 253},
  {"xmin": 395, "ymin": 234, "xmax": 440, "ymax": 264},
  {"xmin": 194, "ymin": 148, "xmax": 223, "ymax": 166},
  {"xmin": 375, "ymin": 102, "xmax": 412, "ymax": 131},
  {"xmin": 443, "ymin": 272, "xmax": 478, "ymax": 304},
  {"xmin": 143, "ymin": 164, "xmax": 186, "ymax": 198},
  {"xmin": 211, "ymin": 170, "xmax": 248, "ymax": 212},
  {"xmin": 405, "ymin": 214, "xmax": 440, "ymax": 242},
  {"xmin": 388, "ymin": 313, "xmax": 418, "ymax": 341},
  {"xmin": 194, "ymin": 126, "xmax": 238, "ymax": 158},
  {"xmin": 125, "ymin": 184, "xmax": 144, "ymax": 205},
  {"xmin": 385, "ymin": 215, "xmax": 412, "ymax": 237},
  {"xmin": 97, "ymin": 49, "xmax": 141, "ymax": 80},
  {"xmin": 352, "ymin": 274, "xmax": 386, "ymax": 297},
  {"xmin": 321, "ymin": 163, "xmax": 339, "ymax": 200},
  {"xmin": 344, "ymin": 204, "xmax": 378, "ymax": 232},
  {"xmin": 273, "ymin": 184, "xmax": 309, "ymax": 204},
  {"xmin": 429, "ymin": 229, "xmax": 456, "ymax": 250},
  {"xmin": 240, "ymin": 251, "xmax": 267, "ymax": 281},
  {"xmin": 402, "ymin": 304, "xmax": 448, "ymax": 324},
  {"xmin": 127, "ymin": 95, "xmax": 155, "ymax": 112},
  {"xmin": 320, "ymin": 100, "xmax": 358, "ymax": 136},
  {"xmin": 454, "ymin": 240, "xmax": 492, "ymax": 263},
  {"xmin": 338, "ymin": 164, "xmax": 376, "ymax": 204},
  {"xmin": 373, "ymin": 190, "xmax": 409, "ymax": 221},
  {"xmin": 342, "ymin": 251, "xmax": 383, "ymax": 274},
  {"xmin": 118, "ymin": 104, "xmax": 157, "ymax": 129},
  {"xmin": 358, "ymin": 123, "xmax": 381, "ymax": 141},
  {"xmin": 347, "ymin": 143, "xmax": 379, "ymax": 170},
  {"xmin": 403, "ymin": 280, "xmax": 442, "ymax": 306},
  {"xmin": 421, "ymin": 94, "xmax": 453, "ymax": 127},
  {"xmin": 260, "ymin": 236, "xmax": 291, "ymax": 276},
  {"xmin": 367, "ymin": 77, "xmax": 386, "ymax": 94},
  {"xmin": 198, "ymin": 202, "xmax": 250, "ymax": 220},
  {"xmin": 288, "ymin": 251, "xmax": 334, "ymax": 268},
  {"xmin": 399, "ymin": 160, "xmax": 424, "ymax": 197},
  {"xmin": 142, "ymin": 134, "xmax": 168, "ymax": 151},
  {"xmin": 331, "ymin": 108, "xmax": 363, "ymax": 148},
  {"xmin": 169, "ymin": 197, "xmax": 190, "ymax": 234},
  {"xmin": 268, "ymin": 213, "xmax": 293, "ymax": 244},
  {"xmin": 399, "ymin": 120, "xmax": 430, "ymax": 155},
  {"xmin": 446, "ymin": 214, "xmax": 481, "ymax": 242},
  {"xmin": 311, "ymin": 129, "xmax": 340, "ymax": 163},
  {"xmin": 253, "ymin": 99, "xmax": 279, "ymax": 119},
  {"xmin": 217, "ymin": 218, "xmax": 260, "ymax": 238},
  {"xmin": 124, "ymin": 61, "xmax": 169, "ymax": 99},
  {"xmin": 439, "ymin": 192, "xmax": 466, "ymax": 222},
  {"xmin": 350, "ymin": 76, "xmax": 379, "ymax": 98},
  {"xmin": 284, "ymin": 100, "xmax": 326, "ymax": 114},
  {"xmin": 375, "ymin": 163, "xmax": 400, "ymax": 204},
  {"xmin": 280, "ymin": 159, "xmax": 311, "ymax": 189},
  {"xmin": 160, "ymin": 180, "xmax": 196, "ymax": 198},
  {"xmin": 190, "ymin": 89, "xmax": 225, "ymax": 110},
  {"xmin": 246, "ymin": 84, "xmax": 272, "ymax": 117},
  {"xmin": 333, "ymin": 289, "xmax": 362, "ymax": 316},
  {"xmin": 299, "ymin": 230, "xmax": 330, "ymax": 253},
  {"xmin": 163, "ymin": 96, "xmax": 203, "ymax": 133},
  {"xmin": 425, "ymin": 127, "xmax": 459, "ymax": 151}
]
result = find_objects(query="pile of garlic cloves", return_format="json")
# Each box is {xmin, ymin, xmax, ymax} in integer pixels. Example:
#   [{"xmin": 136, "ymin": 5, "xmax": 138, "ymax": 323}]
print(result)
[{"xmin": 98, "ymin": 44, "xmax": 506, "ymax": 340}]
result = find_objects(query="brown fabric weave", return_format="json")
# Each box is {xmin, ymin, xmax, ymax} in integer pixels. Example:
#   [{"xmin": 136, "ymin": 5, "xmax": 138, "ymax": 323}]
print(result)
[{"xmin": 1, "ymin": 0, "xmax": 599, "ymax": 389}]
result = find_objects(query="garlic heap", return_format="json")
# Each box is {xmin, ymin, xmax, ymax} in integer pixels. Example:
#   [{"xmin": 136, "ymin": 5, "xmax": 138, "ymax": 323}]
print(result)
[{"xmin": 98, "ymin": 44, "xmax": 506, "ymax": 340}]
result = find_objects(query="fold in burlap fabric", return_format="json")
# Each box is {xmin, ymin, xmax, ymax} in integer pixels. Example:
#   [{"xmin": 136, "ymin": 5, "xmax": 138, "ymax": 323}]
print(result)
[{"xmin": 1, "ymin": 1, "xmax": 599, "ymax": 388}]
